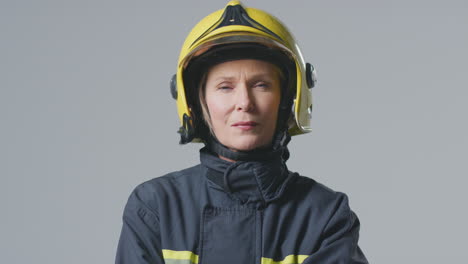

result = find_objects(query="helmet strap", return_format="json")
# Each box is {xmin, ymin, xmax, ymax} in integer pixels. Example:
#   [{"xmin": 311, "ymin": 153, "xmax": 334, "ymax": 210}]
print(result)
[{"xmin": 205, "ymin": 125, "xmax": 291, "ymax": 162}]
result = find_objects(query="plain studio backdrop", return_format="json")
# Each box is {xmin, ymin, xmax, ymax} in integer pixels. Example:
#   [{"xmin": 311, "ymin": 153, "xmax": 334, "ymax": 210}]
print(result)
[{"xmin": 1, "ymin": 0, "xmax": 467, "ymax": 263}]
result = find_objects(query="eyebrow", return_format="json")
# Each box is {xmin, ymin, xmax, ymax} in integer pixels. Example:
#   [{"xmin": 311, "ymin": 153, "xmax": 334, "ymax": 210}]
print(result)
[{"xmin": 212, "ymin": 73, "xmax": 276, "ymax": 82}]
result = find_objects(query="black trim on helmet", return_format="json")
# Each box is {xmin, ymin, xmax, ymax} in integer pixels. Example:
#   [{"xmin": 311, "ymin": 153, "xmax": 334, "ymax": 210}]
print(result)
[
  {"xmin": 189, "ymin": 3, "xmax": 283, "ymax": 49},
  {"xmin": 214, "ymin": 5, "xmax": 283, "ymax": 42}
]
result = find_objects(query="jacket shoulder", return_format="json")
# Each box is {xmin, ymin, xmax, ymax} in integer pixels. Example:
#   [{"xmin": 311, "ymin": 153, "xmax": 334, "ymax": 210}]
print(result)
[
  {"xmin": 144, "ymin": 164, "xmax": 203, "ymax": 186},
  {"xmin": 288, "ymin": 173, "xmax": 351, "ymax": 212},
  {"xmin": 127, "ymin": 164, "xmax": 203, "ymax": 214},
  {"xmin": 292, "ymin": 174, "xmax": 346, "ymax": 197}
]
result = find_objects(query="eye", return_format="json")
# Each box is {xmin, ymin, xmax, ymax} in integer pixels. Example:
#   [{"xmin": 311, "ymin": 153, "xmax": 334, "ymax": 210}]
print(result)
[
  {"xmin": 217, "ymin": 85, "xmax": 233, "ymax": 91},
  {"xmin": 254, "ymin": 81, "xmax": 269, "ymax": 89}
]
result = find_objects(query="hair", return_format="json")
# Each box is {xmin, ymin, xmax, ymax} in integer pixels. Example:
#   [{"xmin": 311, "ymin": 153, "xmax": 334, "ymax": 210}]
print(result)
[{"xmin": 197, "ymin": 72, "xmax": 213, "ymax": 138}]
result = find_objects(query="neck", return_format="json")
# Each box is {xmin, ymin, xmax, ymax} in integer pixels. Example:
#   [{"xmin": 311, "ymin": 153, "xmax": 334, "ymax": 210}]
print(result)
[
  {"xmin": 206, "ymin": 137, "xmax": 287, "ymax": 162},
  {"xmin": 218, "ymin": 154, "xmax": 236, "ymax": 163}
]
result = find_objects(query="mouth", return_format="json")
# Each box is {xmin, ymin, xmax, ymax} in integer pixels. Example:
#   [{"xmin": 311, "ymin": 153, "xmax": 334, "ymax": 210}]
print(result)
[{"xmin": 232, "ymin": 121, "xmax": 258, "ymax": 131}]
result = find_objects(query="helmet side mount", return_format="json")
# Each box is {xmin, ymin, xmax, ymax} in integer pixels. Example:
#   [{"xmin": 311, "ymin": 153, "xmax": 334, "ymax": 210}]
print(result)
[
  {"xmin": 170, "ymin": 74, "xmax": 177, "ymax": 100},
  {"xmin": 306, "ymin": 63, "xmax": 317, "ymax": 89},
  {"xmin": 177, "ymin": 113, "xmax": 194, "ymax": 144}
]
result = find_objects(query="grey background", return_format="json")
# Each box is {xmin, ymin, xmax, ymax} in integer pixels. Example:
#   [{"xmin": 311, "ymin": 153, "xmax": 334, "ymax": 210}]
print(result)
[{"xmin": 1, "ymin": 0, "xmax": 467, "ymax": 263}]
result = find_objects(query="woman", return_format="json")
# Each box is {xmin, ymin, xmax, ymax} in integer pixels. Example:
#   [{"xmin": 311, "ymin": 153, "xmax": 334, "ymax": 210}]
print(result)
[{"xmin": 115, "ymin": 1, "xmax": 368, "ymax": 263}]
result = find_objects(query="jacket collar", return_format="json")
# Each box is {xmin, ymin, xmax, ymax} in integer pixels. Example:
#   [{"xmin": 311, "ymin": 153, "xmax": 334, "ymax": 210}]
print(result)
[{"xmin": 200, "ymin": 147, "xmax": 292, "ymax": 205}]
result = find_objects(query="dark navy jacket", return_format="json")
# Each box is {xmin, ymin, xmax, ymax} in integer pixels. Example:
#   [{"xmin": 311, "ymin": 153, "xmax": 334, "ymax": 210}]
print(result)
[{"xmin": 115, "ymin": 148, "xmax": 368, "ymax": 264}]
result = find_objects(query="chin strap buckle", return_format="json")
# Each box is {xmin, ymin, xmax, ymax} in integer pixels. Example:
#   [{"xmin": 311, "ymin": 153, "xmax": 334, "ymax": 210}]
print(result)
[
  {"xmin": 177, "ymin": 113, "xmax": 194, "ymax": 144},
  {"xmin": 277, "ymin": 130, "xmax": 291, "ymax": 149}
]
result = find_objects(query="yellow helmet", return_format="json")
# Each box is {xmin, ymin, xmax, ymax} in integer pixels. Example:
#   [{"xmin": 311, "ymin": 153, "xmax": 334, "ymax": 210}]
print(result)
[{"xmin": 170, "ymin": 0, "xmax": 316, "ymax": 144}]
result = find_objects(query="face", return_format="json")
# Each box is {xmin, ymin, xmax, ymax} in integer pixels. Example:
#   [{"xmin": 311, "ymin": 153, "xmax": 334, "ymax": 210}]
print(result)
[{"xmin": 203, "ymin": 59, "xmax": 281, "ymax": 151}]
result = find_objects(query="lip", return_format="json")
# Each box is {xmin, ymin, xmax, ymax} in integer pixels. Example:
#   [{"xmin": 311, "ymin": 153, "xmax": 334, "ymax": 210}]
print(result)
[{"xmin": 232, "ymin": 121, "xmax": 258, "ymax": 131}]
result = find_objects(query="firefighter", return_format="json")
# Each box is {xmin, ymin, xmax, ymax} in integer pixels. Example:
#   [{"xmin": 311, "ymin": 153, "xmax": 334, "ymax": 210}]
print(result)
[{"xmin": 116, "ymin": 1, "xmax": 368, "ymax": 263}]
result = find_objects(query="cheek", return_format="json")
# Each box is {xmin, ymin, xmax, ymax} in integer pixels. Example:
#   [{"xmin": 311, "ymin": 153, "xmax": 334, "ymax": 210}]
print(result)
[
  {"xmin": 269, "ymin": 105, "xmax": 280, "ymax": 128},
  {"xmin": 260, "ymin": 95, "xmax": 281, "ymax": 131},
  {"xmin": 261, "ymin": 95, "xmax": 281, "ymax": 117},
  {"xmin": 206, "ymin": 94, "xmax": 230, "ymax": 124}
]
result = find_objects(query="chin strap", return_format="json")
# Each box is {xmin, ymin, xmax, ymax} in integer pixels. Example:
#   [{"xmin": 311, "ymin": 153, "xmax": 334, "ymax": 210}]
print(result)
[
  {"xmin": 272, "ymin": 128, "xmax": 291, "ymax": 161},
  {"xmin": 206, "ymin": 128, "xmax": 291, "ymax": 162}
]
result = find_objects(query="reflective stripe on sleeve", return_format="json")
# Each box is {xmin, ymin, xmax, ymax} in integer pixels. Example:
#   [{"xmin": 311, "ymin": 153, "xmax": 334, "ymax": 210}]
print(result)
[
  {"xmin": 261, "ymin": 254, "xmax": 310, "ymax": 264},
  {"xmin": 162, "ymin": 249, "xmax": 199, "ymax": 264}
]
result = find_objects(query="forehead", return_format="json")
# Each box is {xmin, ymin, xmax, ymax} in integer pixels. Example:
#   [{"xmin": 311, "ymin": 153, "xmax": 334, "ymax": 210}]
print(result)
[{"xmin": 206, "ymin": 59, "xmax": 282, "ymax": 80}]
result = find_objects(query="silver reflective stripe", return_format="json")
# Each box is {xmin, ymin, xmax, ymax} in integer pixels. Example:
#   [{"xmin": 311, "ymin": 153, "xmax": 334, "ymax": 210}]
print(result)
[{"xmin": 164, "ymin": 259, "xmax": 196, "ymax": 264}]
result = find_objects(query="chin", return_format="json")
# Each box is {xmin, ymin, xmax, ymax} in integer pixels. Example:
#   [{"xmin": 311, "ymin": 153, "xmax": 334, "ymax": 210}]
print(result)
[{"xmin": 226, "ymin": 137, "xmax": 269, "ymax": 152}]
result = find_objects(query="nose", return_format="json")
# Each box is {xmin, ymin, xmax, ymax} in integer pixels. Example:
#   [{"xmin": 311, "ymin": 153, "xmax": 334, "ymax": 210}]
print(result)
[{"xmin": 235, "ymin": 82, "xmax": 254, "ymax": 112}]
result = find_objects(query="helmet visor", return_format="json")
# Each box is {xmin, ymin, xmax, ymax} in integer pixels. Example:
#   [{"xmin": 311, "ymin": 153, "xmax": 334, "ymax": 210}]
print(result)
[{"xmin": 179, "ymin": 33, "xmax": 297, "ymax": 69}]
